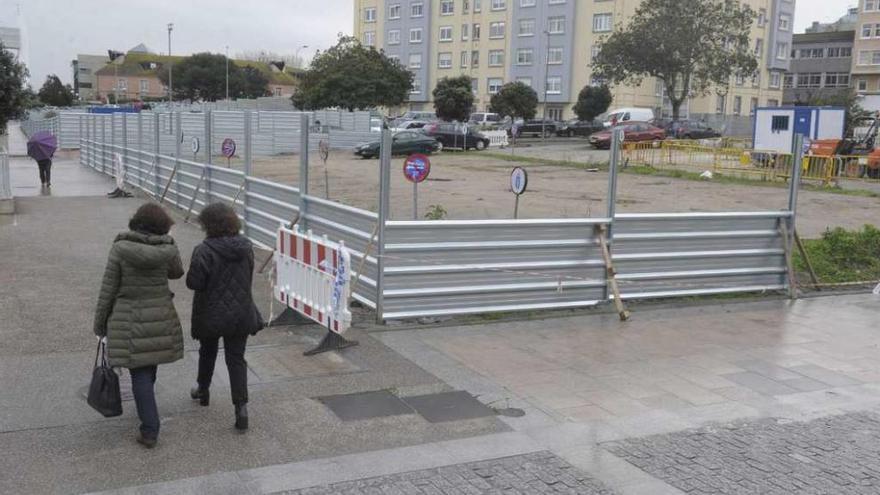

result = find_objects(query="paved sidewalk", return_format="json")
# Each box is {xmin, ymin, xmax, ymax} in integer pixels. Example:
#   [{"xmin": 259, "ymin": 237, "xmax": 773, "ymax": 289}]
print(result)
[{"xmin": 6, "ymin": 121, "xmax": 28, "ymax": 156}]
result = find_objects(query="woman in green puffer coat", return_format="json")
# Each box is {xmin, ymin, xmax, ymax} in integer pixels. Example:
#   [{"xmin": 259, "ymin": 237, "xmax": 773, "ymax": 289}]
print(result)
[{"xmin": 93, "ymin": 203, "xmax": 184, "ymax": 449}]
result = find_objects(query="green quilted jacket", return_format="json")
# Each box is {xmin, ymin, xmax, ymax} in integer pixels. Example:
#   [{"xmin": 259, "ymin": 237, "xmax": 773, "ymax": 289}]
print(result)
[{"xmin": 93, "ymin": 231, "xmax": 185, "ymax": 369}]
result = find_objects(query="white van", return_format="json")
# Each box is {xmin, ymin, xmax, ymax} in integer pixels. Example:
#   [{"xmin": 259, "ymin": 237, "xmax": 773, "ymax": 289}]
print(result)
[
  {"xmin": 603, "ymin": 107, "xmax": 655, "ymax": 127},
  {"xmin": 469, "ymin": 112, "xmax": 501, "ymax": 126}
]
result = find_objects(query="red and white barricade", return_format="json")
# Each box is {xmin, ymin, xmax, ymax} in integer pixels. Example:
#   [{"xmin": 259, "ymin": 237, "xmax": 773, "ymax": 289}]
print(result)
[{"xmin": 274, "ymin": 226, "xmax": 352, "ymax": 334}]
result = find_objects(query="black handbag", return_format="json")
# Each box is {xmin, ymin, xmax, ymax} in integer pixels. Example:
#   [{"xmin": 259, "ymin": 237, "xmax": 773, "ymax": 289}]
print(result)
[{"xmin": 87, "ymin": 341, "xmax": 123, "ymax": 417}]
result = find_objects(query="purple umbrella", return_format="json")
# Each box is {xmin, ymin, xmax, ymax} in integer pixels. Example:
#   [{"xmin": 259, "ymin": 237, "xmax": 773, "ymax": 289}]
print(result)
[{"xmin": 27, "ymin": 131, "xmax": 57, "ymax": 161}]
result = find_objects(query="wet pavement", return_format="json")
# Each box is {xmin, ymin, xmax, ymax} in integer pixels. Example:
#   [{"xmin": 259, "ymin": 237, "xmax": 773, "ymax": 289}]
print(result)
[{"xmin": 8, "ymin": 150, "xmax": 115, "ymax": 197}]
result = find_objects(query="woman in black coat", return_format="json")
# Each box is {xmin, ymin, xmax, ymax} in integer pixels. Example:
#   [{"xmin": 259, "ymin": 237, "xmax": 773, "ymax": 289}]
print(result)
[{"xmin": 186, "ymin": 203, "xmax": 263, "ymax": 430}]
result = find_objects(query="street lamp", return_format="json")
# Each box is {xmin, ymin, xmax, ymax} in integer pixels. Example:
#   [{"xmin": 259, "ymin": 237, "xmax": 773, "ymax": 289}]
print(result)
[
  {"xmin": 295, "ymin": 44, "xmax": 309, "ymax": 68},
  {"xmin": 107, "ymin": 50, "xmax": 124, "ymax": 104},
  {"xmin": 225, "ymin": 45, "xmax": 230, "ymax": 101},
  {"xmin": 542, "ymin": 30, "xmax": 550, "ymax": 142},
  {"xmin": 167, "ymin": 23, "xmax": 174, "ymax": 104}
]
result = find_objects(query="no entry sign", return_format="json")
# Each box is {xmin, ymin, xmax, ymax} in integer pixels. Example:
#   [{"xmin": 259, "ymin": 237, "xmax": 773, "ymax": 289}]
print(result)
[
  {"xmin": 221, "ymin": 138, "xmax": 236, "ymax": 158},
  {"xmin": 403, "ymin": 154, "xmax": 431, "ymax": 183}
]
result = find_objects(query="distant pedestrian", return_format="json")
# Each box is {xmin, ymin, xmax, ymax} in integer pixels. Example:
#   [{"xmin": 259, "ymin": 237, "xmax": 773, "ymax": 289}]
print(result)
[
  {"xmin": 187, "ymin": 203, "xmax": 263, "ymax": 431},
  {"xmin": 93, "ymin": 203, "xmax": 185, "ymax": 449},
  {"xmin": 36, "ymin": 157, "xmax": 52, "ymax": 187}
]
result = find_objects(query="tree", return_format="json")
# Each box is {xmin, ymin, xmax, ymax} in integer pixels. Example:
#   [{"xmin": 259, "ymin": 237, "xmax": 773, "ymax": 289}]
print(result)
[
  {"xmin": 38, "ymin": 75, "xmax": 75, "ymax": 107},
  {"xmin": 572, "ymin": 85, "xmax": 613, "ymax": 122},
  {"xmin": 489, "ymin": 82, "xmax": 538, "ymax": 120},
  {"xmin": 433, "ymin": 76, "xmax": 475, "ymax": 122},
  {"xmin": 234, "ymin": 66, "xmax": 270, "ymax": 99},
  {"xmin": 0, "ymin": 42, "xmax": 30, "ymax": 132},
  {"xmin": 158, "ymin": 53, "xmax": 229, "ymax": 101},
  {"xmin": 291, "ymin": 36, "xmax": 412, "ymax": 111},
  {"xmin": 593, "ymin": 0, "xmax": 757, "ymax": 121}
]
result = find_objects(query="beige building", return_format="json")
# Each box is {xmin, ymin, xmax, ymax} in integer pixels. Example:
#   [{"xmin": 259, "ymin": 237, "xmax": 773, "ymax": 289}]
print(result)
[
  {"xmin": 853, "ymin": 0, "xmax": 880, "ymax": 106},
  {"xmin": 354, "ymin": 0, "xmax": 794, "ymax": 120}
]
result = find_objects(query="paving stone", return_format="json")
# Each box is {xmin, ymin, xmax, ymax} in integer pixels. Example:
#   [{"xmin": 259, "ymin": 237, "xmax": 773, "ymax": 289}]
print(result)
[
  {"xmin": 401, "ymin": 391, "xmax": 495, "ymax": 423},
  {"xmin": 604, "ymin": 412, "xmax": 880, "ymax": 495},
  {"xmin": 316, "ymin": 390, "xmax": 414, "ymax": 422},
  {"xmin": 276, "ymin": 452, "xmax": 616, "ymax": 495},
  {"xmin": 722, "ymin": 371, "xmax": 800, "ymax": 396}
]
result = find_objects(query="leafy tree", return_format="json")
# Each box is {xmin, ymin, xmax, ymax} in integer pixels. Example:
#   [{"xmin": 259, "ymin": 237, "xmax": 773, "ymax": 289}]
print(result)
[
  {"xmin": 572, "ymin": 85, "xmax": 613, "ymax": 122},
  {"xmin": 432, "ymin": 76, "xmax": 475, "ymax": 122},
  {"xmin": 0, "ymin": 42, "xmax": 30, "ymax": 132},
  {"xmin": 489, "ymin": 82, "xmax": 538, "ymax": 120},
  {"xmin": 234, "ymin": 66, "xmax": 270, "ymax": 99},
  {"xmin": 593, "ymin": 0, "xmax": 757, "ymax": 121},
  {"xmin": 291, "ymin": 36, "xmax": 413, "ymax": 111},
  {"xmin": 158, "ymin": 53, "xmax": 229, "ymax": 101},
  {"xmin": 38, "ymin": 75, "xmax": 75, "ymax": 107}
]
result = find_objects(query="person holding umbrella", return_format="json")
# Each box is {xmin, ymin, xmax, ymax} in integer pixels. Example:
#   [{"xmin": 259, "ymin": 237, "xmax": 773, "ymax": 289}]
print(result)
[{"xmin": 27, "ymin": 131, "xmax": 57, "ymax": 187}]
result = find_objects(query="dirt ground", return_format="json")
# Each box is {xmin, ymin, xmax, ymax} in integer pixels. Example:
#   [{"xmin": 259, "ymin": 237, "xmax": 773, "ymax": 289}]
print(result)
[{"xmin": 224, "ymin": 145, "xmax": 880, "ymax": 239}]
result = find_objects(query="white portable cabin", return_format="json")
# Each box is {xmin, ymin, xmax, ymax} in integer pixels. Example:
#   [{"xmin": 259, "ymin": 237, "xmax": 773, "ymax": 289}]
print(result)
[{"xmin": 752, "ymin": 106, "xmax": 845, "ymax": 153}]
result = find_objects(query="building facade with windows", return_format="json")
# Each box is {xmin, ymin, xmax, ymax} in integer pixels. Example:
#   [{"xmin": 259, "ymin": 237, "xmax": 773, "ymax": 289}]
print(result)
[
  {"xmin": 353, "ymin": 0, "xmax": 794, "ymax": 119},
  {"xmin": 853, "ymin": 0, "xmax": 880, "ymax": 110},
  {"xmin": 782, "ymin": 31, "xmax": 854, "ymax": 106},
  {"xmin": 72, "ymin": 54, "xmax": 111, "ymax": 101}
]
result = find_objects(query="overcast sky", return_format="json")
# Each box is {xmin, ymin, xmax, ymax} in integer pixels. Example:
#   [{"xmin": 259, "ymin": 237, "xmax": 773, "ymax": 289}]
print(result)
[{"xmin": 0, "ymin": 0, "xmax": 853, "ymax": 88}]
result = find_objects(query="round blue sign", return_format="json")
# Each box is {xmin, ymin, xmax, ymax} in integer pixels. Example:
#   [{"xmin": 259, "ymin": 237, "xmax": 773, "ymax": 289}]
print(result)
[
  {"xmin": 403, "ymin": 153, "xmax": 431, "ymax": 183},
  {"xmin": 221, "ymin": 138, "xmax": 236, "ymax": 158}
]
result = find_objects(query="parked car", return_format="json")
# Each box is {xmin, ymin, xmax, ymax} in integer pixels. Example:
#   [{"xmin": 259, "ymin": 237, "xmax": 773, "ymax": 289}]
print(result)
[
  {"xmin": 422, "ymin": 122, "xmax": 491, "ymax": 150},
  {"xmin": 391, "ymin": 120, "xmax": 430, "ymax": 133},
  {"xmin": 514, "ymin": 119, "xmax": 560, "ymax": 138},
  {"xmin": 669, "ymin": 120, "xmax": 722, "ymax": 140},
  {"xmin": 469, "ymin": 112, "xmax": 501, "ymax": 126},
  {"xmin": 556, "ymin": 119, "xmax": 605, "ymax": 137},
  {"xmin": 399, "ymin": 111, "xmax": 437, "ymax": 121},
  {"xmin": 354, "ymin": 131, "xmax": 440, "ymax": 159},
  {"xmin": 588, "ymin": 122, "xmax": 666, "ymax": 149},
  {"xmin": 603, "ymin": 107, "xmax": 656, "ymax": 128}
]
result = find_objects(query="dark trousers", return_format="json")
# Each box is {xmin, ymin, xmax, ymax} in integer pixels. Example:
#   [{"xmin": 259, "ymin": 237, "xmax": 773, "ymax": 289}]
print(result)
[
  {"xmin": 130, "ymin": 366, "xmax": 160, "ymax": 438},
  {"xmin": 197, "ymin": 334, "xmax": 249, "ymax": 405},
  {"xmin": 37, "ymin": 160, "xmax": 52, "ymax": 185}
]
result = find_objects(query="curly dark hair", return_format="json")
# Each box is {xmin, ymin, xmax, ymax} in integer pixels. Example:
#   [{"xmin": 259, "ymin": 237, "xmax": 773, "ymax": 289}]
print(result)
[
  {"xmin": 197, "ymin": 203, "xmax": 241, "ymax": 238},
  {"xmin": 129, "ymin": 203, "xmax": 175, "ymax": 235}
]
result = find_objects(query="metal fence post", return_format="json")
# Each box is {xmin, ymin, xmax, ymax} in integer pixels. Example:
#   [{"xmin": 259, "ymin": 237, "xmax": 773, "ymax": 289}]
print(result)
[
  {"xmin": 77, "ymin": 115, "xmax": 83, "ymax": 153},
  {"xmin": 603, "ymin": 128, "xmax": 624, "ymax": 303},
  {"xmin": 153, "ymin": 113, "xmax": 161, "ymax": 198},
  {"xmin": 121, "ymin": 113, "xmax": 128, "ymax": 188},
  {"xmin": 243, "ymin": 110, "xmax": 253, "ymax": 238},
  {"xmin": 299, "ymin": 113, "xmax": 310, "ymax": 231},
  {"xmin": 788, "ymin": 134, "xmax": 804, "ymax": 223},
  {"xmin": 137, "ymin": 112, "xmax": 144, "ymax": 187},
  {"xmin": 376, "ymin": 127, "xmax": 392, "ymax": 324},
  {"xmin": 204, "ymin": 110, "xmax": 212, "ymax": 204},
  {"xmin": 175, "ymin": 112, "xmax": 182, "ymax": 206},
  {"xmin": 101, "ymin": 116, "xmax": 107, "ymax": 174}
]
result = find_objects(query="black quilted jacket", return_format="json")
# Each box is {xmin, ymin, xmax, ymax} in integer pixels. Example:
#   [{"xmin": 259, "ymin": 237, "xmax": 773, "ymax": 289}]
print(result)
[{"xmin": 186, "ymin": 235, "xmax": 264, "ymax": 340}]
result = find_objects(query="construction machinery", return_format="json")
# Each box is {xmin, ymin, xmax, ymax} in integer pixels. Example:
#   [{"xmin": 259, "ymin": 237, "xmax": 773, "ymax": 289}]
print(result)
[{"xmin": 808, "ymin": 113, "xmax": 880, "ymax": 179}]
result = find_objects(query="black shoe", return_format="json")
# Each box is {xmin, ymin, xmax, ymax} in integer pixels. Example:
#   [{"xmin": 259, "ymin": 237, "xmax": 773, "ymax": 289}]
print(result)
[
  {"xmin": 136, "ymin": 432, "xmax": 157, "ymax": 449},
  {"xmin": 234, "ymin": 404, "xmax": 249, "ymax": 431},
  {"xmin": 190, "ymin": 386, "xmax": 210, "ymax": 406}
]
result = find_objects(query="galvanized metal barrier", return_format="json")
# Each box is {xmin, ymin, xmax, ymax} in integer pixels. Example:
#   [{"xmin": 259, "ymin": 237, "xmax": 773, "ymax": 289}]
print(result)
[
  {"xmin": 0, "ymin": 147, "xmax": 11, "ymax": 205},
  {"xmin": 80, "ymin": 123, "xmax": 802, "ymax": 322}
]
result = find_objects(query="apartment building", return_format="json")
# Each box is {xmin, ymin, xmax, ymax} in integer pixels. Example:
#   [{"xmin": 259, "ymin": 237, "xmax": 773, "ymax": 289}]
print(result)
[
  {"xmin": 353, "ymin": 0, "xmax": 794, "ymax": 119},
  {"xmin": 72, "ymin": 54, "xmax": 111, "ymax": 101},
  {"xmin": 853, "ymin": 0, "xmax": 880, "ymax": 110},
  {"xmin": 782, "ymin": 31, "xmax": 853, "ymax": 106}
]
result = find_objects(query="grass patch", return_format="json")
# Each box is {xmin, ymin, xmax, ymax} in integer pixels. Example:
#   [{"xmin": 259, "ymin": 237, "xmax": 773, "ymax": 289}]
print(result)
[
  {"xmin": 795, "ymin": 226, "xmax": 880, "ymax": 284},
  {"xmin": 475, "ymin": 151, "xmax": 607, "ymax": 170}
]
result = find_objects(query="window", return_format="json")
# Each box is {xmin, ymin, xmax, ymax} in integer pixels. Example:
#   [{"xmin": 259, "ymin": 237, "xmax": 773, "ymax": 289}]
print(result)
[
  {"xmin": 733, "ymin": 96, "xmax": 742, "ymax": 115},
  {"xmin": 389, "ymin": 3, "xmax": 401, "ymax": 19},
  {"xmin": 489, "ymin": 22, "xmax": 505, "ymax": 39},
  {"xmin": 755, "ymin": 39, "xmax": 763, "ymax": 58},
  {"xmin": 440, "ymin": 26, "xmax": 453, "ymax": 41},
  {"xmin": 461, "ymin": 24, "xmax": 469, "ymax": 40},
  {"xmin": 858, "ymin": 50, "xmax": 880, "ymax": 65},
  {"xmin": 749, "ymin": 97, "xmax": 758, "ymax": 115},
  {"xmin": 519, "ymin": 19, "xmax": 535, "ymax": 36},
  {"xmin": 767, "ymin": 99, "xmax": 779, "ymax": 107},
  {"xmin": 858, "ymin": 78, "xmax": 868, "ymax": 91},
  {"xmin": 488, "ymin": 78, "xmax": 503, "ymax": 94},
  {"xmin": 461, "ymin": 51, "xmax": 469, "ymax": 68},
  {"xmin": 521, "ymin": 0, "xmax": 535, "ymax": 6},
  {"xmin": 411, "ymin": 78, "xmax": 422, "ymax": 94},
  {"xmin": 441, "ymin": 0, "xmax": 454, "ymax": 14},
  {"xmin": 867, "ymin": 0, "xmax": 879, "ymax": 12},
  {"xmin": 827, "ymin": 47, "xmax": 852, "ymax": 58},
  {"xmin": 796, "ymin": 73, "xmax": 822, "ymax": 88},
  {"xmin": 388, "ymin": 54, "xmax": 400, "ymax": 63},
  {"xmin": 783, "ymin": 74, "xmax": 793, "ymax": 88},
  {"xmin": 548, "ymin": 107, "xmax": 563, "ymax": 121},
  {"xmin": 363, "ymin": 31, "xmax": 375, "ymax": 46},
  {"xmin": 409, "ymin": 53, "xmax": 422, "ymax": 69},
  {"xmin": 139, "ymin": 79, "xmax": 149, "ymax": 93},
  {"xmin": 438, "ymin": 52, "xmax": 453, "ymax": 68},
  {"xmin": 463, "ymin": 0, "xmax": 469, "ymax": 13},
  {"xmin": 491, "ymin": 0, "xmax": 506, "ymax": 10},
  {"xmin": 471, "ymin": 50, "xmax": 480, "ymax": 67},
  {"xmin": 769, "ymin": 72, "xmax": 781, "ymax": 88},
  {"xmin": 757, "ymin": 8, "xmax": 767, "ymax": 26},
  {"xmin": 799, "ymin": 48, "xmax": 824, "ymax": 58},
  {"xmin": 388, "ymin": 30, "xmax": 401, "ymax": 44},
  {"xmin": 548, "ymin": 47, "xmax": 563, "ymax": 64},
  {"xmin": 473, "ymin": 23, "xmax": 481, "ymax": 40},
  {"xmin": 776, "ymin": 42, "xmax": 788, "ymax": 60},
  {"xmin": 771, "ymin": 115, "xmax": 789, "ymax": 132},
  {"xmin": 546, "ymin": 76, "xmax": 562, "ymax": 94},
  {"xmin": 549, "ymin": 0, "xmax": 565, "ymax": 4},
  {"xmin": 590, "ymin": 45, "xmax": 601, "ymax": 62},
  {"xmin": 410, "ymin": 28, "xmax": 423, "ymax": 43},
  {"xmin": 117, "ymin": 78, "xmax": 127, "ymax": 90},
  {"xmin": 489, "ymin": 49, "xmax": 505, "ymax": 66},
  {"xmin": 778, "ymin": 13, "xmax": 790, "ymax": 31},
  {"xmin": 474, "ymin": 0, "xmax": 481, "ymax": 11},
  {"xmin": 715, "ymin": 95, "xmax": 726, "ymax": 114},
  {"xmin": 735, "ymin": 74, "xmax": 744, "ymax": 86},
  {"xmin": 364, "ymin": 7, "xmax": 376, "ymax": 22},
  {"xmin": 593, "ymin": 14, "xmax": 612, "ymax": 32},
  {"xmin": 751, "ymin": 72, "xmax": 760, "ymax": 87},
  {"xmin": 863, "ymin": 23, "xmax": 880, "ymax": 38},
  {"xmin": 516, "ymin": 77, "xmax": 532, "ymax": 87},
  {"xmin": 548, "ymin": 16, "xmax": 565, "ymax": 34},
  {"xmin": 411, "ymin": 2, "xmax": 424, "ymax": 17},
  {"xmin": 825, "ymin": 72, "xmax": 851, "ymax": 88},
  {"xmin": 516, "ymin": 48, "xmax": 534, "ymax": 65},
  {"xmin": 471, "ymin": 78, "xmax": 478, "ymax": 94}
]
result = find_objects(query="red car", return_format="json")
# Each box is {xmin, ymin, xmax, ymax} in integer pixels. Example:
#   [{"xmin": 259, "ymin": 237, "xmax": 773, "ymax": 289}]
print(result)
[{"xmin": 588, "ymin": 122, "xmax": 666, "ymax": 149}]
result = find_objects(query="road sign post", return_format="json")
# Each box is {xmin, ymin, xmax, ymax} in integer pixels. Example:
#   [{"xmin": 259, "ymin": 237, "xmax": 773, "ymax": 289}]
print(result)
[
  {"xmin": 403, "ymin": 153, "xmax": 431, "ymax": 220},
  {"xmin": 191, "ymin": 136, "xmax": 200, "ymax": 162},
  {"xmin": 510, "ymin": 167, "xmax": 528, "ymax": 219}
]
